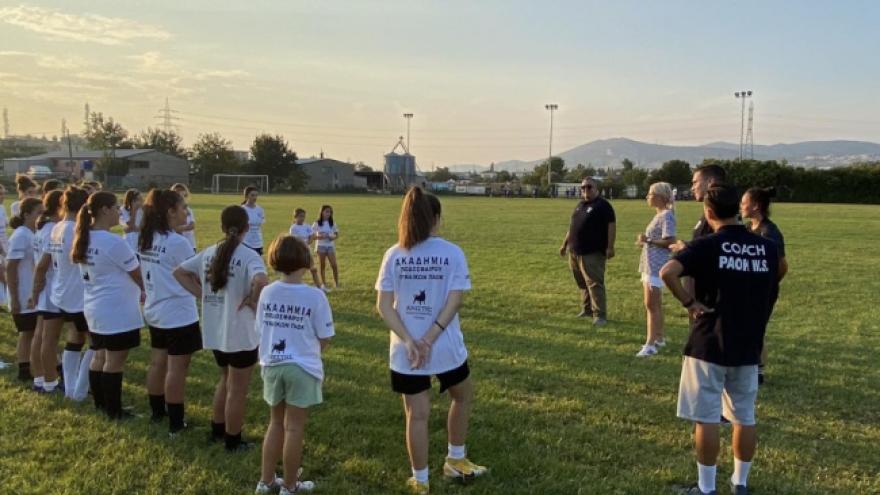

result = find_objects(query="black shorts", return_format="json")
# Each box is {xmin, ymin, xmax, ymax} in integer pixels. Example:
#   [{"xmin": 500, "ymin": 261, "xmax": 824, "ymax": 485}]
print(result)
[
  {"xmin": 12, "ymin": 312, "xmax": 38, "ymax": 333},
  {"xmin": 213, "ymin": 348, "xmax": 258, "ymax": 369},
  {"xmin": 390, "ymin": 361, "xmax": 470, "ymax": 395},
  {"xmin": 149, "ymin": 322, "xmax": 202, "ymax": 356},
  {"xmin": 89, "ymin": 329, "xmax": 141, "ymax": 351},
  {"xmin": 43, "ymin": 310, "xmax": 89, "ymax": 332}
]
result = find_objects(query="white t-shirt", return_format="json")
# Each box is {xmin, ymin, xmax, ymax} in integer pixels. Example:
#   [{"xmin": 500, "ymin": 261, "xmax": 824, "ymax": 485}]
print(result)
[
  {"xmin": 10, "ymin": 200, "xmax": 21, "ymax": 217},
  {"xmin": 289, "ymin": 223, "xmax": 313, "ymax": 246},
  {"xmin": 139, "ymin": 231, "xmax": 199, "ymax": 329},
  {"xmin": 243, "ymin": 204, "xmax": 265, "ymax": 249},
  {"xmin": 49, "ymin": 220, "xmax": 84, "ymax": 312},
  {"xmin": 0, "ymin": 205, "xmax": 8, "ymax": 253},
  {"xmin": 179, "ymin": 242, "xmax": 266, "ymax": 352},
  {"xmin": 257, "ymin": 281, "xmax": 335, "ymax": 380},
  {"xmin": 375, "ymin": 237, "xmax": 471, "ymax": 375},
  {"xmin": 6, "ymin": 226, "xmax": 37, "ymax": 314},
  {"xmin": 182, "ymin": 207, "xmax": 196, "ymax": 250},
  {"xmin": 119, "ymin": 208, "xmax": 143, "ymax": 252},
  {"xmin": 35, "ymin": 221, "xmax": 59, "ymax": 312},
  {"xmin": 80, "ymin": 230, "xmax": 143, "ymax": 334},
  {"xmin": 312, "ymin": 221, "xmax": 338, "ymax": 248}
]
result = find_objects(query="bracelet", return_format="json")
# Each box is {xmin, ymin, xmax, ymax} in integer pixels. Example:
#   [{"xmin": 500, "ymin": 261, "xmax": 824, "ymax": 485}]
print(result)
[
  {"xmin": 434, "ymin": 320, "xmax": 446, "ymax": 331},
  {"xmin": 681, "ymin": 298, "xmax": 695, "ymax": 309}
]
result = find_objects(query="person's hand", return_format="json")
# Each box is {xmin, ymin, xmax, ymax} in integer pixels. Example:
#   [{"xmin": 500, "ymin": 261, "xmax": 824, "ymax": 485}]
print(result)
[
  {"xmin": 636, "ymin": 234, "xmax": 647, "ymax": 246},
  {"xmin": 416, "ymin": 339, "xmax": 432, "ymax": 368},
  {"xmin": 26, "ymin": 296, "xmax": 35, "ymax": 310},
  {"xmin": 606, "ymin": 247, "xmax": 615, "ymax": 259},
  {"xmin": 559, "ymin": 245, "xmax": 567, "ymax": 257},
  {"xmin": 404, "ymin": 339, "xmax": 422, "ymax": 369},
  {"xmin": 670, "ymin": 240, "xmax": 687, "ymax": 253},
  {"xmin": 687, "ymin": 301, "xmax": 714, "ymax": 319},
  {"xmin": 238, "ymin": 294, "xmax": 256, "ymax": 312}
]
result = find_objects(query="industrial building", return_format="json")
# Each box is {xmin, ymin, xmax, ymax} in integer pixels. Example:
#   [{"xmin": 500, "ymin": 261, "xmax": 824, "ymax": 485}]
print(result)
[{"xmin": 296, "ymin": 157, "xmax": 368, "ymax": 191}]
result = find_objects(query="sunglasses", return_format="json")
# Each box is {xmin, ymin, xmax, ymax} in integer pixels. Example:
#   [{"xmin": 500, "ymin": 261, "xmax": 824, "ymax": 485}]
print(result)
[{"xmin": 580, "ymin": 184, "xmax": 594, "ymax": 190}]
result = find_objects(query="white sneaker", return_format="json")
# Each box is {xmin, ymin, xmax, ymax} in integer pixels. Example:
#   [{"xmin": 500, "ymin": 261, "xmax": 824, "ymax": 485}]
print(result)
[
  {"xmin": 280, "ymin": 480, "xmax": 315, "ymax": 494},
  {"xmin": 654, "ymin": 338, "xmax": 667, "ymax": 348},
  {"xmin": 255, "ymin": 477, "xmax": 284, "ymax": 494},
  {"xmin": 321, "ymin": 285, "xmax": 331, "ymax": 293},
  {"xmin": 636, "ymin": 344, "xmax": 658, "ymax": 357}
]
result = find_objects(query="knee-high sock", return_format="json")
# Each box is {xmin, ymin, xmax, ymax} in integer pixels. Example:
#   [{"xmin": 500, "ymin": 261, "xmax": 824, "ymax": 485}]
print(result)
[
  {"xmin": 88, "ymin": 370, "xmax": 104, "ymax": 410},
  {"xmin": 72, "ymin": 349, "xmax": 94, "ymax": 401},
  {"xmin": 61, "ymin": 343, "xmax": 84, "ymax": 398},
  {"xmin": 102, "ymin": 372, "xmax": 123, "ymax": 419}
]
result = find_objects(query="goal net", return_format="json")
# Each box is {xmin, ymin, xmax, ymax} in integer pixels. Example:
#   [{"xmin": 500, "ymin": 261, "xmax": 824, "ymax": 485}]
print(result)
[{"xmin": 211, "ymin": 174, "xmax": 270, "ymax": 194}]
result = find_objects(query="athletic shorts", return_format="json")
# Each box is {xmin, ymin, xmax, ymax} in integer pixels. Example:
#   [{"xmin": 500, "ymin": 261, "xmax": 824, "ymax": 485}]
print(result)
[
  {"xmin": 390, "ymin": 360, "xmax": 470, "ymax": 395},
  {"xmin": 261, "ymin": 364, "xmax": 322, "ymax": 408},
  {"xmin": 213, "ymin": 348, "xmax": 258, "ymax": 369},
  {"xmin": 641, "ymin": 273, "xmax": 664, "ymax": 289},
  {"xmin": 43, "ymin": 310, "xmax": 90, "ymax": 332},
  {"xmin": 90, "ymin": 329, "xmax": 141, "ymax": 352},
  {"xmin": 677, "ymin": 356, "xmax": 758, "ymax": 426},
  {"xmin": 12, "ymin": 312, "xmax": 38, "ymax": 333},
  {"xmin": 149, "ymin": 322, "xmax": 202, "ymax": 356},
  {"xmin": 316, "ymin": 245, "xmax": 335, "ymax": 255}
]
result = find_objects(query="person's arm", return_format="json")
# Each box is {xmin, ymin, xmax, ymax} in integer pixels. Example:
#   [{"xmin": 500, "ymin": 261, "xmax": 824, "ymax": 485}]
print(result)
[
  {"xmin": 778, "ymin": 256, "xmax": 788, "ymax": 282},
  {"xmin": 606, "ymin": 222, "xmax": 616, "ymax": 259},
  {"xmin": 559, "ymin": 231, "xmax": 570, "ymax": 257},
  {"xmin": 645, "ymin": 236, "xmax": 677, "ymax": 248},
  {"xmin": 127, "ymin": 268, "xmax": 145, "ymax": 292},
  {"xmin": 5, "ymin": 258, "xmax": 20, "ymax": 313},
  {"xmin": 319, "ymin": 337, "xmax": 331, "ymax": 352},
  {"xmin": 29, "ymin": 253, "xmax": 51, "ymax": 309},
  {"xmin": 376, "ymin": 291, "xmax": 423, "ymax": 369},
  {"xmin": 420, "ymin": 290, "xmax": 464, "ymax": 346},
  {"xmin": 173, "ymin": 265, "xmax": 202, "ymax": 298},
  {"xmin": 239, "ymin": 272, "xmax": 269, "ymax": 311},
  {"xmin": 660, "ymin": 259, "xmax": 713, "ymax": 318}
]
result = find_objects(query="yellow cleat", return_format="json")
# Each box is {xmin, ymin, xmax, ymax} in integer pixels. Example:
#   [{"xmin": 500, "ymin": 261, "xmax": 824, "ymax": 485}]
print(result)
[
  {"xmin": 405, "ymin": 477, "xmax": 429, "ymax": 494},
  {"xmin": 443, "ymin": 457, "xmax": 488, "ymax": 482}
]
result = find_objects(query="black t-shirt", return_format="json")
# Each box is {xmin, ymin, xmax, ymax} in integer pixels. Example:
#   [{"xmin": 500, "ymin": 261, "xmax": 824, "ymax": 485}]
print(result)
[
  {"xmin": 568, "ymin": 197, "xmax": 616, "ymax": 255},
  {"xmin": 674, "ymin": 225, "xmax": 779, "ymax": 366},
  {"xmin": 748, "ymin": 219, "xmax": 785, "ymax": 258},
  {"xmin": 692, "ymin": 214, "xmax": 713, "ymax": 240}
]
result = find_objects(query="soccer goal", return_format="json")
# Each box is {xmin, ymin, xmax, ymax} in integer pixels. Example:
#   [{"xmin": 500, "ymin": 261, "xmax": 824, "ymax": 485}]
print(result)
[{"xmin": 211, "ymin": 174, "xmax": 270, "ymax": 194}]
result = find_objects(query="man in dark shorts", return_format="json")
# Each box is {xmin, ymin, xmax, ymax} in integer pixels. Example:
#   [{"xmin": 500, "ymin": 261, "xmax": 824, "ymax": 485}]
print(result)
[
  {"xmin": 661, "ymin": 184, "xmax": 781, "ymax": 495},
  {"xmin": 559, "ymin": 177, "xmax": 616, "ymax": 325}
]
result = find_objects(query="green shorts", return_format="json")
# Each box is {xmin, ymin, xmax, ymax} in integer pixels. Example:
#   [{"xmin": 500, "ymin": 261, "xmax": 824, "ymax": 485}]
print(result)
[{"xmin": 261, "ymin": 364, "xmax": 323, "ymax": 408}]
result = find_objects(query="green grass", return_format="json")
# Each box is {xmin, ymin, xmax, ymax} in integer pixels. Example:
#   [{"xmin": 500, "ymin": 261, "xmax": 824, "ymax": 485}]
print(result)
[{"xmin": 1, "ymin": 194, "xmax": 878, "ymax": 494}]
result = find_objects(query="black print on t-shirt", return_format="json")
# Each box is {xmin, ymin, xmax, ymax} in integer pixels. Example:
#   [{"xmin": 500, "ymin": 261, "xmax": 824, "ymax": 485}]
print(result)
[
  {"xmin": 272, "ymin": 339, "xmax": 286, "ymax": 353},
  {"xmin": 413, "ymin": 290, "xmax": 426, "ymax": 305},
  {"xmin": 261, "ymin": 302, "xmax": 312, "ymax": 330},
  {"xmin": 395, "ymin": 255, "xmax": 450, "ymax": 281}
]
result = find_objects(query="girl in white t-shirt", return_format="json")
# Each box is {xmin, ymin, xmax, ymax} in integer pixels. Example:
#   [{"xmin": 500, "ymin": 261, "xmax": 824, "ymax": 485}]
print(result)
[
  {"xmin": 72, "ymin": 191, "xmax": 145, "ymax": 420},
  {"xmin": 140, "ymin": 189, "xmax": 201, "ymax": 434},
  {"xmin": 171, "ymin": 183, "xmax": 197, "ymax": 252},
  {"xmin": 375, "ymin": 187, "xmax": 486, "ymax": 493},
  {"xmin": 6, "ymin": 198, "xmax": 44, "ymax": 382},
  {"xmin": 175, "ymin": 205, "xmax": 269, "ymax": 451},
  {"xmin": 312, "ymin": 205, "xmax": 339, "ymax": 291},
  {"xmin": 10, "ymin": 174, "xmax": 39, "ymax": 217},
  {"xmin": 33, "ymin": 186, "xmax": 93, "ymax": 397},
  {"xmin": 254, "ymin": 235, "xmax": 333, "ymax": 494},
  {"xmin": 25, "ymin": 190, "xmax": 63, "ymax": 392},
  {"xmin": 120, "ymin": 189, "xmax": 143, "ymax": 252},
  {"xmin": 289, "ymin": 208, "xmax": 324, "ymax": 289},
  {"xmin": 241, "ymin": 186, "xmax": 266, "ymax": 255},
  {"xmin": 0, "ymin": 184, "xmax": 9, "ymax": 307}
]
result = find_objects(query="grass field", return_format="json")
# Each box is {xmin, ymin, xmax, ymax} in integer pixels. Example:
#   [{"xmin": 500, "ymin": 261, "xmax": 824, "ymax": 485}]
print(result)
[{"xmin": 0, "ymin": 193, "xmax": 878, "ymax": 495}]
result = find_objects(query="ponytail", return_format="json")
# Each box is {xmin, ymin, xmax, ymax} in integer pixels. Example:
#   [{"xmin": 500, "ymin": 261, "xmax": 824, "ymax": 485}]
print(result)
[
  {"xmin": 746, "ymin": 186, "xmax": 776, "ymax": 219},
  {"xmin": 123, "ymin": 189, "xmax": 140, "ymax": 212},
  {"xmin": 61, "ymin": 186, "xmax": 88, "ymax": 216},
  {"xmin": 139, "ymin": 189, "xmax": 183, "ymax": 252},
  {"xmin": 208, "ymin": 205, "xmax": 249, "ymax": 292},
  {"xmin": 397, "ymin": 187, "xmax": 441, "ymax": 249},
  {"xmin": 37, "ymin": 190, "xmax": 63, "ymax": 229},
  {"xmin": 9, "ymin": 197, "xmax": 42, "ymax": 229},
  {"xmin": 72, "ymin": 191, "xmax": 116, "ymax": 264}
]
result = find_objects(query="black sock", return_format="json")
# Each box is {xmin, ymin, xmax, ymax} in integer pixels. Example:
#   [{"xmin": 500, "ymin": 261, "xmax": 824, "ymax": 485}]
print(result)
[
  {"xmin": 102, "ymin": 372, "xmax": 123, "ymax": 419},
  {"xmin": 89, "ymin": 370, "xmax": 104, "ymax": 410},
  {"xmin": 167, "ymin": 402, "xmax": 185, "ymax": 432},
  {"xmin": 17, "ymin": 362, "xmax": 31, "ymax": 380},
  {"xmin": 224, "ymin": 432, "xmax": 242, "ymax": 450},
  {"xmin": 211, "ymin": 421, "xmax": 226, "ymax": 441},
  {"xmin": 149, "ymin": 394, "xmax": 166, "ymax": 419}
]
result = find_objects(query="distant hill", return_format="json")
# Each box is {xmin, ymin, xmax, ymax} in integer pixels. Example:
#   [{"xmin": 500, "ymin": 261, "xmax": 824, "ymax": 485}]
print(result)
[{"xmin": 448, "ymin": 138, "xmax": 880, "ymax": 172}]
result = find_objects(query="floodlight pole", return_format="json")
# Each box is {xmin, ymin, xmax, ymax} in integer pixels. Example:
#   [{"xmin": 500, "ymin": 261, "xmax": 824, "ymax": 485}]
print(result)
[
  {"xmin": 545, "ymin": 104, "xmax": 558, "ymax": 194},
  {"xmin": 403, "ymin": 113, "xmax": 413, "ymax": 152},
  {"xmin": 735, "ymin": 90, "xmax": 752, "ymax": 161}
]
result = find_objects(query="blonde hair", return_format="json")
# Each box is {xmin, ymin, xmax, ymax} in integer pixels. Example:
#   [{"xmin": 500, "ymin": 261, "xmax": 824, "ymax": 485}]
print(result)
[{"xmin": 649, "ymin": 182, "xmax": 675, "ymax": 209}]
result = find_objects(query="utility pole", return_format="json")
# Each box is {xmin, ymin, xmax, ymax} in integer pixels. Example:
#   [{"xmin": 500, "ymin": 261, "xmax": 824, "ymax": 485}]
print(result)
[
  {"xmin": 155, "ymin": 97, "xmax": 181, "ymax": 133},
  {"xmin": 545, "ymin": 104, "xmax": 558, "ymax": 194},
  {"xmin": 2, "ymin": 107, "xmax": 8, "ymax": 138},
  {"xmin": 734, "ymin": 90, "xmax": 752, "ymax": 161},
  {"xmin": 403, "ymin": 113, "xmax": 413, "ymax": 152},
  {"xmin": 746, "ymin": 101, "xmax": 755, "ymax": 159}
]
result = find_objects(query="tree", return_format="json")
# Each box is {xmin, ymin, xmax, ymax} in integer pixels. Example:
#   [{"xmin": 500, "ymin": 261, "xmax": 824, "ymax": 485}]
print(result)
[
  {"xmin": 428, "ymin": 166, "xmax": 455, "ymax": 182},
  {"xmin": 621, "ymin": 158, "xmax": 635, "ymax": 171},
  {"xmin": 133, "ymin": 128, "xmax": 186, "ymax": 158},
  {"xmin": 496, "ymin": 170, "xmax": 512, "ymax": 182},
  {"xmin": 523, "ymin": 156, "xmax": 566, "ymax": 188},
  {"xmin": 564, "ymin": 163, "xmax": 597, "ymax": 182},
  {"xmin": 648, "ymin": 159, "xmax": 692, "ymax": 186},
  {"xmin": 84, "ymin": 112, "xmax": 133, "ymax": 177},
  {"xmin": 249, "ymin": 134, "xmax": 305, "ymax": 191},
  {"xmin": 189, "ymin": 132, "xmax": 240, "ymax": 188}
]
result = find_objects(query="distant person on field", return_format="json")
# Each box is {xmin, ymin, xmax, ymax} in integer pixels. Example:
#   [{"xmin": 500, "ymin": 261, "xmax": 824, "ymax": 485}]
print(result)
[
  {"xmin": 241, "ymin": 185, "xmax": 266, "ymax": 256},
  {"xmin": 120, "ymin": 189, "xmax": 143, "ymax": 252},
  {"xmin": 671, "ymin": 164, "xmax": 726, "ymax": 254},
  {"xmin": 660, "ymin": 184, "xmax": 782, "ymax": 495},
  {"xmin": 11, "ymin": 174, "xmax": 39, "ymax": 216},
  {"xmin": 635, "ymin": 182, "xmax": 676, "ymax": 357},
  {"xmin": 312, "ymin": 205, "xmax": 339, "ymax": 291},
  {"xmin": 254, "ymin": 235, "xmax": 334, "ymax": 495},
  {"xmin": 376, "ymin": 187, "xmax": 487, "ymax": 494},
  {"xmin": 42, "ymin": 179, "xmax": 63, "ymax": 196},
  {"xmin": 559, "ymin": 177, "xmax": 616, "ymax": 325},
  {"xmin": 740, "ymin": 187, "xmax": 788, "ymax": 385},
  {"xmin": 171, "ymin": 183, "xmax": 197, "ymax": 252},
  {"xmin": 0, "ymin": 184, "xmax": 9, "ymax": 307},
  {"xmin": 288, "ymin": 208, "xmax": 324, "ymax": 290}
]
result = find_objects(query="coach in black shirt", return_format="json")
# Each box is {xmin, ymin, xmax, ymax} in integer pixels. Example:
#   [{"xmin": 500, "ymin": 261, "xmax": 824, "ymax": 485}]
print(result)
[
  {"xmin": 559, "ymin": 177, "xmax": 616, "ymax": 325},
  {"xmin": 661, "ymin": 184, "xmax": 781, "ymax": 495}
]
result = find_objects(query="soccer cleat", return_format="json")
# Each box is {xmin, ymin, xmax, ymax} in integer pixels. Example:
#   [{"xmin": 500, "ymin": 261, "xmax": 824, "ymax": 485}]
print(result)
[
  {"xmin": 592, "ymin": 317, "xmax": 608, "ymax": 326},
  {"xmin": 729, "ymin": 481, "xmax": 749, "ymax": 495},
  {"xmin": 226, "ymin": 440, "xmax": 256, "ymax": 453},
  {"xmin": 321, "ymin": 286, "xmax": 332, "ymax": 294},
  {"xmin": 636, "ymin": 344, "xmax": 658, "ymax": 357},
  {"xmin": 405, "ymin": 477, "xmax": 429, "ymax": 494},
  {"xmin": 655, "ymin": 338, "xmax": 667, "ymax": 348},
  {"xmin": 443, "ymin": 457, "xmax": 488, "ymax": 481},
  {"xmin": 673, "ymin": 484, "xmax": 717, "ymax": 495}
]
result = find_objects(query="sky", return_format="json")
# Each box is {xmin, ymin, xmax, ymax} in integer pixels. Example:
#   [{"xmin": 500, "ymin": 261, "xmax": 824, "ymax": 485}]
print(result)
[{"xmin": 1, "ymin": 0, "xmax": 879, "ymax": 168}]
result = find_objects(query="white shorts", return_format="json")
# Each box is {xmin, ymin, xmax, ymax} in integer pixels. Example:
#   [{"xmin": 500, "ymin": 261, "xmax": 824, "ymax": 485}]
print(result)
[
  {"xmin": 677, "ymin": 356, "xmax": 758, "ymax": 426},
  {"xmin": 641, "ymin": 273, "xmax": 664, "ymax": 289}
]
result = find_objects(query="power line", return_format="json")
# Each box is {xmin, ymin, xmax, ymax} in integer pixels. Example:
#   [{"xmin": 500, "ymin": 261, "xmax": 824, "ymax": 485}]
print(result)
[{"xmin": 155, "ymin": 97, "xmax": 182, "ymax": 133}]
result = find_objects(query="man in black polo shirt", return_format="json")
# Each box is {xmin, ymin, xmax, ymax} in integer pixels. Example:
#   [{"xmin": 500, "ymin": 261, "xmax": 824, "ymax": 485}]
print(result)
[
  {"xmin": 559, "ymin": 177, "xmax": 616, "ymax": 325},
  {"xmin": 661, "ymin": 184, "xmax": 780, "ymax": 495}
]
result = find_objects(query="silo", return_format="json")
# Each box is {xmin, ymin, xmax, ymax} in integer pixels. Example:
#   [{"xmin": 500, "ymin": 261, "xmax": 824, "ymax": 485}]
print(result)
[{"xmin": 384, "ymin": 137, "xmax": 417, "ymax": 191}]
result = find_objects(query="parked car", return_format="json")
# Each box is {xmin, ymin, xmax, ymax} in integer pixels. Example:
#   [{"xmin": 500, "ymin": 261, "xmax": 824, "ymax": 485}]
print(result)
[{"xmin": 26, "ymin": 165, "xmax": 54, "ymax": 180}]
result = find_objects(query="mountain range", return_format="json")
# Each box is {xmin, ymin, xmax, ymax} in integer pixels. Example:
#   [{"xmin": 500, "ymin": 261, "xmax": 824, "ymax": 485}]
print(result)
[{"xmin": 445, "ymin": 138, "xmax": 880, "ymax": 173}]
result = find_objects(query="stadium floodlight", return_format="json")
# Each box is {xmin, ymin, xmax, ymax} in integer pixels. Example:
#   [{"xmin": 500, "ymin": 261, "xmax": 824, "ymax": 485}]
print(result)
[
  {"xmin": 735, "ymin": 90, "xmax": 753, "ymax": 161},
  {"xmin": 545, "ymin": 104, "xmax": 558, "ymax": 193}
]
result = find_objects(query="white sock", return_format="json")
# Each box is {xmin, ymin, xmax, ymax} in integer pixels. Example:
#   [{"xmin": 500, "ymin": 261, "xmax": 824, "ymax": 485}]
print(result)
[
  {"xmin": 697, "ymin": 462, "xmax": 716, "ymax": 493},
  {"xmin": 411, "ymin": 467, "xmax": 428, "ymax": 483},
  {"xmin": 43, "ymin": 379, "xmax": 59, "ymax": 391},
  {"xmin": 34, "ymin": 376, "xmax": 44, "ymax": 387},
  {"xmin": 61, "ymin": 349, "xmax": 82, "ymax": 398},
  {"xmin": 731, "ymin": 458, "xmax": 751, "ymax": 487},
  {"xmin": 73, "ymin": 349, "xmax": 94, "ymax": 401},
  {"xmin": 447, "ymin": 443, "xmax": 466, "ymax": 460}
]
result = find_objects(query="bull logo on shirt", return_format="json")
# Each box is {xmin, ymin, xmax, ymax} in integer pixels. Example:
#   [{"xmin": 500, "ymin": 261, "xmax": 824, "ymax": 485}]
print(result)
[
  {"xmin": 272, "ymin": 339, "xmax": 286, "ymax": 353},
  {"xmin": 413, "ymin": 290, "xmax": 427, "ymax": 305}
]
